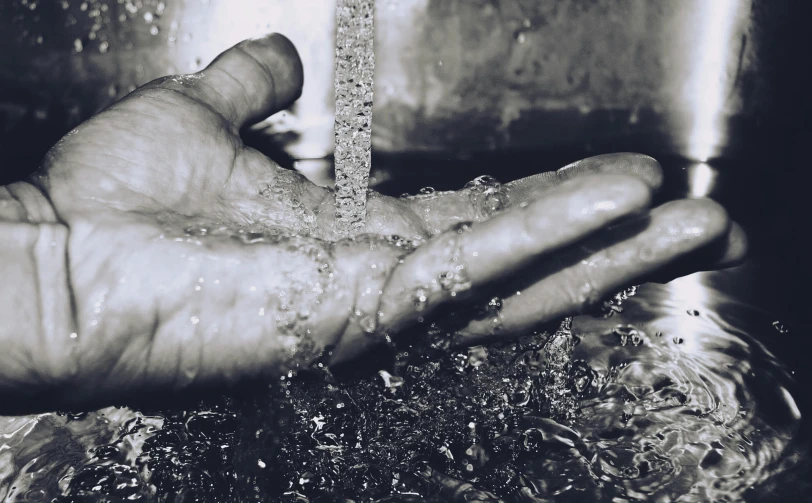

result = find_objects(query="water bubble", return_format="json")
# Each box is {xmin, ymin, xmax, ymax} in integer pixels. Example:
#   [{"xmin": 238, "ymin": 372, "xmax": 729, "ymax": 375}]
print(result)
[
  {"xmin": 613, "ymin": 325, "xmax": 644, "ymax": 347},
  {"xmin": 516, "ymin": 32, "xmax": 527, "ymax": 44},
  {"xmin": 571, "ymin": 360, "xmax": 595, "ymax": 393},
  {"xmin": 673, "ymin": 337, "xmax": 684, "ymax": 344},
  {"xmin": 73, "ymin": 38, "xmax": 83, "ymax": 53},
  {"xmin": 467, "ymin": 346, "xmax": 488, "ymax": 368},
  {"xmin": 418, "ymin": 187, "xmax": 435, "ymax": 195},
  {"xmin": 464, "ymin": 175, "xmax": 500, "ymax": 190},
  {"xmin": 378, "ymin": 370, "xmax": 404, "ymax": 391},
  {"xmin": 149, "ymin": 25, "xmax": 160, "ymax": 36},
  {"xmin": 359, "ymin": 314, "xmax": 377, "ymax": 334},
  {"xmin": 465, "ymin": 175, "xmax": 509, "ymax": 218},
  {"xmin": 234, "ymin": 230, "xmax": 265, "ymax": 244},
  {"xmin": 772, "ymin": 321, "xmax": 789, "ymax": 333},
  {"xmin": 184, "ymin": 225, "xmax": 208, "ymax": 236},
  {"xmin": 511, "ymin": 386, "xmax": 531, "ymax": 406},
  {"xmin": 143, "ymin": 11, "xmax": 154, "ymax": 23},
  {"xmin": 412, "ymin": 287, "xmax": 428, "ymax": 311},
  {"xmin": 687, "ymin": 309, "xmax": 700, "ymax": 316}
]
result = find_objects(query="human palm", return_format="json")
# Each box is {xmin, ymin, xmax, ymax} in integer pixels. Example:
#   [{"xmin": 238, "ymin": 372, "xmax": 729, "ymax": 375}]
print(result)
[{"xmin": 0, "ymin": 34, "xmax": 745, "ymax": 414}]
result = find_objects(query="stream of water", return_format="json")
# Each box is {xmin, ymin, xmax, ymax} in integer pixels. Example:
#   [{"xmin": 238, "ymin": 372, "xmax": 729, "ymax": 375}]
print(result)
[{"xmin": 333, "ymin": 0, "xmax": 375, "ymax": 238}]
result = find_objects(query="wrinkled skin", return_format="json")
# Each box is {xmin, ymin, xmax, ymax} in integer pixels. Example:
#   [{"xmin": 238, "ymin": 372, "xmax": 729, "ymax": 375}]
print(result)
[{"xmin": 0, "ymin": 34, "xmax": 746, "ymax": 414}]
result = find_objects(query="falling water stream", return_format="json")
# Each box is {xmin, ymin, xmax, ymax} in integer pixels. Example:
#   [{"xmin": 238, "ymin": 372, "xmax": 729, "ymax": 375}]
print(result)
[{"xmin": 333, "ymin": 0, "xmax": 374, "ymax": 238}]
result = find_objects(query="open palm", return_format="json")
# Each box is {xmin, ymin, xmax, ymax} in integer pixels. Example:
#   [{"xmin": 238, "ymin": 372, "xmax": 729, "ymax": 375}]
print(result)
[{"xmin": 0, "ymin": 34, "xmax": 745, "ymax": 414}]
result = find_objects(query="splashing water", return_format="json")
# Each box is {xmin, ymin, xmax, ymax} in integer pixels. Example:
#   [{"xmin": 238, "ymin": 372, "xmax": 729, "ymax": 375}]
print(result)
[
  {"xmin": 334, "ymin": 0, "xmax": 375, "ymax": 238},
  {"xmin": 1, "ymin": 282, "xmax": 806, "ymax": 502}
]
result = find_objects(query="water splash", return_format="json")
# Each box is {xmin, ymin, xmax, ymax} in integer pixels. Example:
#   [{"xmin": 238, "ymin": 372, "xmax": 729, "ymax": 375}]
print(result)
[{"xmin": 1, "ymin": 282, "xmax": 807, "ymax": 501}]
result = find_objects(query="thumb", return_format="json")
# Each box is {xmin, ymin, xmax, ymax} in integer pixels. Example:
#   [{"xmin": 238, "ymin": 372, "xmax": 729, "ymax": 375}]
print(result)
[{"xmin": 141, "ymin": 33, "xmax": 304, "ymax": 128}]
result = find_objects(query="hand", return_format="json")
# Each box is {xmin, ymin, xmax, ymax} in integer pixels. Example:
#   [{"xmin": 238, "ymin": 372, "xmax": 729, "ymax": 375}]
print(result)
[{"xmin": 0, "ymin": 34, "xmax": 746, "ymax": 414}]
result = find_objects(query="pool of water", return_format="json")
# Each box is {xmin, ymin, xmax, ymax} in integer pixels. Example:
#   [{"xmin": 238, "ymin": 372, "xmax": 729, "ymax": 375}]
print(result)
[{"xmin": 1, "ymin": 274, "xmax": 807, "ymax": 502}]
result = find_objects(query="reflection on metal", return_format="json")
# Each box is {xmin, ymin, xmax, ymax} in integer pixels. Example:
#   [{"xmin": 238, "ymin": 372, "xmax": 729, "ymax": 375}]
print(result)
[
  {"xmin": 687, "ymin": 162, "xmax": 718, "ymax": 198},
  {"xmin": 684, "ymin": 0, "xmax": 748, "ymax": 162},
  {"xmin": 781, "ymin": 386, "xmax": 803, "ymax": 421},
  {"xmin": 670, "ymin": 272, "xmax": 711, "ymax": 309},
  {"xmin": 0, "ymin": 0, "xmax": 793, "ymax": 169},
  {"xmin": 668, "ymin": 272, "xmax": 711, "ymax": 356}
]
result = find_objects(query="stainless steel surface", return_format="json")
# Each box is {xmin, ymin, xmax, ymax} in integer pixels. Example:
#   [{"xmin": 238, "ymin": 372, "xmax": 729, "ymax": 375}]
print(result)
[{"xmin": 1, "ymin": 0, "xmax": 809, "ymax": 181}]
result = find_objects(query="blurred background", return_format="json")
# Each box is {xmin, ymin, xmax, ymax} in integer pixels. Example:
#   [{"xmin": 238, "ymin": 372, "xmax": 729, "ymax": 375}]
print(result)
[{"xmin": 0, "ymin": 0, "xmax": 810, "ymax": 350}]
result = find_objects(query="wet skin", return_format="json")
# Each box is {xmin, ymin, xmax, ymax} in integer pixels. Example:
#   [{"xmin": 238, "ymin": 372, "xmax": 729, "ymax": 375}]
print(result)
[{"xmin": 0, "ymin": 34, "xmax": 746, "ymax": 414}]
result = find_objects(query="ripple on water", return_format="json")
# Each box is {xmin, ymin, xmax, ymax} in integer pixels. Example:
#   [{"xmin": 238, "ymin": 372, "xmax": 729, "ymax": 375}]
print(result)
[{"xmin": 0, "ymin": 283, "xmax": 807, "ymax": 502}]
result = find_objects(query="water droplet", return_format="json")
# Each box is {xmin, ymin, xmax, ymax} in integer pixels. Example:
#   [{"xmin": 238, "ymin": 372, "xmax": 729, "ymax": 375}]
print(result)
[
  {"xmin": 359, "ymin": 314, "xmax": 377, "ymax": 334},
  {"xmin": 772, "ymin": 320, "xmax": 789, "ymax": 333},
  {"xmin": 73, "ymin": 38, "xmax": 83, "ymax": 53},
  {"xmin": 673, "ymin": 337, "xmax": 684, "ymax": 344},
  {"xmin": 467, "ymin": 346, "xmax": 488, "ymax": 368},
  {"xmin": 516, "ymin": 32, "xmax": 526, "ymax": 44},
  {"xmin": 378, "ymin": 370, "xmax": 404, "ymax": 391},
  {"xmin": 143, "ymin": 11, "xmax": 154, "ymax": 23},
  {"xmin": 99, "ymin": 41, "xmax": 109, "ymax": 53},
  {"xmin": 412, "ymin": 287, "xmax": 428, "ymax": 311},
  {"xmin": 687, "ymin": 309, "xmax": 700, "ymax": 316},
  {"xmin": 465, "ymin": 175, "xmax": 509, "ymax": 218},
  {"xmin": 418, "ymin": 187, "xmax": 435, "ymax": 195},
  {"xmin": 150, "ymin": 25, "xmax": 160, "ymax": 36},
  {"xmin": 613, "ymin": 325, "xmax": 644, "ymax": 346}
]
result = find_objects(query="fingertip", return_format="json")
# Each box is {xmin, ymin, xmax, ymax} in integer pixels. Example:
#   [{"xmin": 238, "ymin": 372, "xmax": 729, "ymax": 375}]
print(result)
[
  {"xmin": 197, "ymin": 32, "xmax": 304, "ymax": 126},
  {"xmin": 658, "ymin": 198, "xmax": 731, "ymax": 245},
  {"xmin": 559, "ymin": 153, "xmax": 664, "ymax": 192},
  {"xmin": 619, "ymin": 153, "xmax": 664, "ymax": 192},
  {"xmin": 239, "ymin": 33, "xmax": 305, "ymax": 108}
]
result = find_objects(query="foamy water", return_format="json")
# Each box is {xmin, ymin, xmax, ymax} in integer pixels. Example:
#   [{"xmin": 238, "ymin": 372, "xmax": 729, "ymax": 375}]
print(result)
[{"xmin": 0, "ymin": 276, "xmax": 805, "ymax": 502}]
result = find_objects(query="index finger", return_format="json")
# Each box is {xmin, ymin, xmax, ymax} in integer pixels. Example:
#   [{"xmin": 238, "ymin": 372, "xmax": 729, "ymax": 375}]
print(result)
[{"xmin": 406, "ymin": 153, "xmax": 664, "ymax": 235}]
